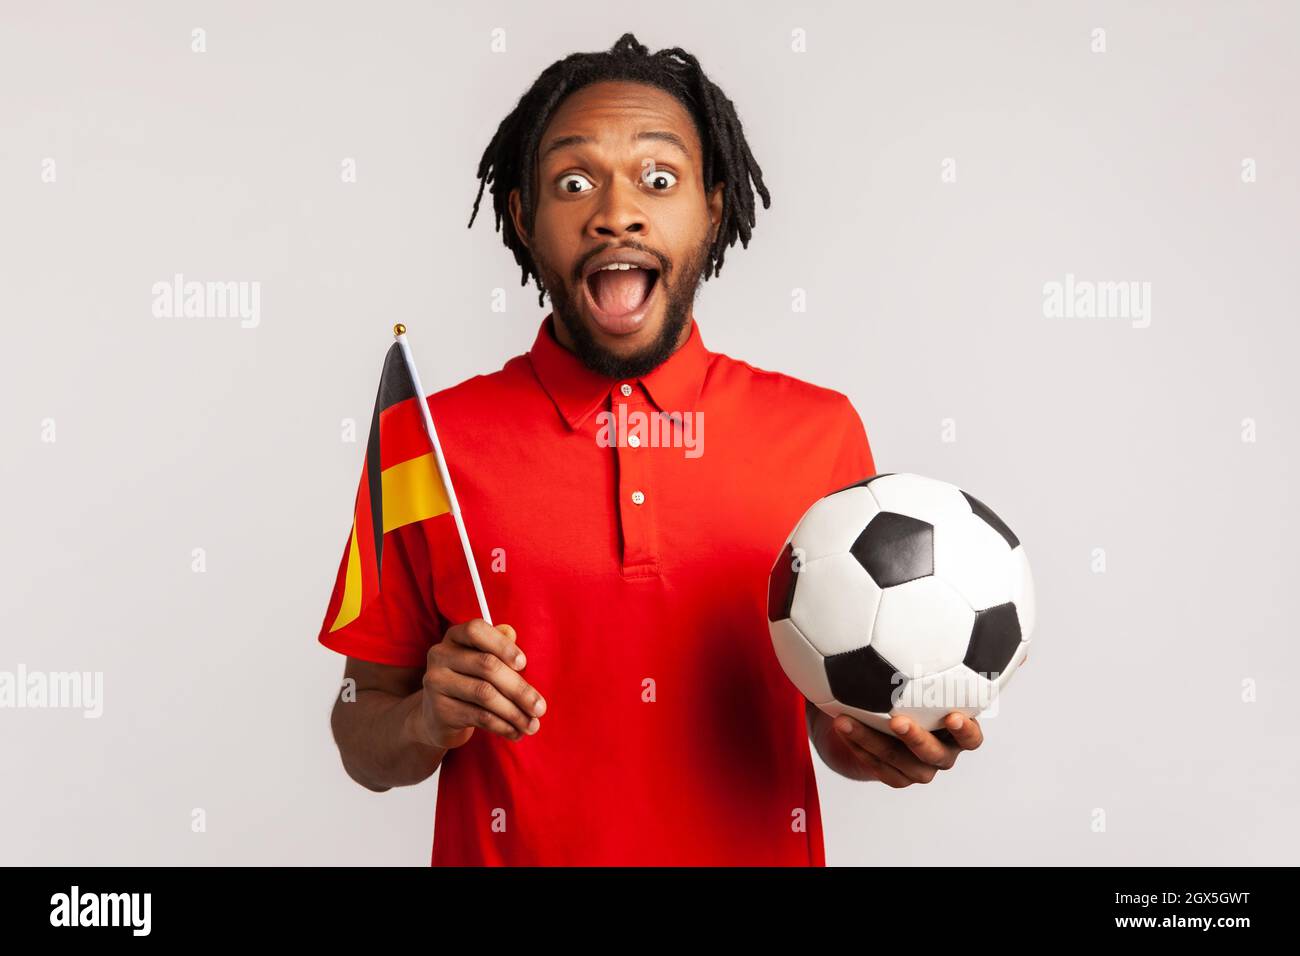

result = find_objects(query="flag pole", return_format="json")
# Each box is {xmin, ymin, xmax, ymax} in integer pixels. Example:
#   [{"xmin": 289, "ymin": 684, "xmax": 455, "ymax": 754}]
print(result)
[{"xmin": 391, "ymin": 323, "xmax": 493, "ymax": 626}]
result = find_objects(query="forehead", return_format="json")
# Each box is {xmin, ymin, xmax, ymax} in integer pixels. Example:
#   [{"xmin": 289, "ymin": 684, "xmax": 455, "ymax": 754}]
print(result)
[{"xmin": 538, "ymin": 80, "xmax": 702, "ymax": 160}]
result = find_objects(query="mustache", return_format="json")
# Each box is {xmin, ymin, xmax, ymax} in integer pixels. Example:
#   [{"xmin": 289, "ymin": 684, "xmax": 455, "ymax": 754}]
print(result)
[{"xmin": 572, "ymin": 243, "xmax": 671, "ymax": 284}]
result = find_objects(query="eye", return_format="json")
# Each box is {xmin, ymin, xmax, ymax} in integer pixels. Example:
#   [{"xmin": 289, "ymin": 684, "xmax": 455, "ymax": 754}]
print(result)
[
  {"xmin": 558, "ymin": 173, "xmax": 594, "ymax": 194},
  {"xmin": 641, "ymin": 166, "xmax": 678, "ymax": 190}
]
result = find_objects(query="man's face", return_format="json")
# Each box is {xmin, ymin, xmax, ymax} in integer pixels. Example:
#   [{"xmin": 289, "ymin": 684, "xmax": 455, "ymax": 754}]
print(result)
[{"xmin": 509, "ymin": 80, "xmax": 724, "ymax": 379}]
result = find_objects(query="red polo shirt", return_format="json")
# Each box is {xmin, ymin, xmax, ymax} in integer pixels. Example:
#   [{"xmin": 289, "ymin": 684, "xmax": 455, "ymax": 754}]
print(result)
[{"xmin": 319, "ymin": 314, "xmax": 876, "ymax": 866}]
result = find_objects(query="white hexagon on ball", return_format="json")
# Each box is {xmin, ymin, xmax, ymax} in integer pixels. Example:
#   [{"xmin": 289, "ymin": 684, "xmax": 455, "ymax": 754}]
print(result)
[
  {"xmin": 790, "ymin": 486, "xmax": 880, "ymax": 564},
  {"xmin": 788, "ymin": 552, "xmax": 882, "ymax": 659},
  {"xmin": 934, "ymin": 511, "xmax": 1015, "ymax": 612},
  {"xmin": 868, "ymin": 575, "xmax": 973, "ymax": 679}
]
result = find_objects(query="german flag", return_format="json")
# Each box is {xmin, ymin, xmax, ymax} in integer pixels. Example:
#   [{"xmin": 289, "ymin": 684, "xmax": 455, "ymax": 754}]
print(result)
[{"xmin": 321, "ymin": 342, "xmax": 450, "ymax": 634}]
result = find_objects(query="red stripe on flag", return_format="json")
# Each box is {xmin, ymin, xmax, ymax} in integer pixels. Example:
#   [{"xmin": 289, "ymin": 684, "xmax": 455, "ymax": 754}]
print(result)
[{"xmin": 378, "ymin": 396, "xmax": 431, "ymax": 471}]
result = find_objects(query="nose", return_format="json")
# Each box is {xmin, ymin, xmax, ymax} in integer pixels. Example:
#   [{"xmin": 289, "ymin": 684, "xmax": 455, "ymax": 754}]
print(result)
[{"xmin": 585, "ymin": 175, "xmax": 647, "ymax": 240}]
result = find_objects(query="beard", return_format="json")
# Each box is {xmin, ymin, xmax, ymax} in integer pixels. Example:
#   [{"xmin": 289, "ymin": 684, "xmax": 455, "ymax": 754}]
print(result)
[{"xmin": 535, "ymin": 234, "xmax": 712, "ymax": 380}]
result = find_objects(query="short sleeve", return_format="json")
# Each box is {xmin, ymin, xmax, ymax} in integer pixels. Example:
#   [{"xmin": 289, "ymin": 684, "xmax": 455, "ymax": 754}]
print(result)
[
  {"xmin": 826, "ymin": 396, "xmax": 877, "ymax": 493},
  {"xmin": 318, "ymin": 522, "xmax": 444, "ymax": 668}
]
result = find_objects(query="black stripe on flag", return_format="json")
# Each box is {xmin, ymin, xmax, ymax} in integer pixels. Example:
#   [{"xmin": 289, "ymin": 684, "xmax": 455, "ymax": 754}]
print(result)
[{"xmin": 365, "ymin": 342, "xmax": 418, "ymax": 579}]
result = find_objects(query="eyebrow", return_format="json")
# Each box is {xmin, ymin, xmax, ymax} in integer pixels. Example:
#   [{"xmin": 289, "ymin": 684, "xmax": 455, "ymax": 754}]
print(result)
[{"xmin": 540, "ymin": 130, "xmax": 692, "ymax": 162}]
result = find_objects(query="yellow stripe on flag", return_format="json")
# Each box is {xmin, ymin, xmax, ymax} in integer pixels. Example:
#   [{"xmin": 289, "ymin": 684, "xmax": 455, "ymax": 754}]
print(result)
[
  {"xmin": 382, "ymin": 452, "xmax": 451, "ymax": 532},
  {"xmin": 328, "ymin": 454, "xmax": 448, "ymax": 635},
  {"xmin": 329, "ymin": 521, "xmax": 363, "ymax": 633}
]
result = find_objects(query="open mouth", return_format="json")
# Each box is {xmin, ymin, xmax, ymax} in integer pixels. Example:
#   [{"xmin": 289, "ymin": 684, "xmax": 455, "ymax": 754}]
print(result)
[{"xmin": 583, "ymin": 265, "xmax": 661, "ymax": 336}]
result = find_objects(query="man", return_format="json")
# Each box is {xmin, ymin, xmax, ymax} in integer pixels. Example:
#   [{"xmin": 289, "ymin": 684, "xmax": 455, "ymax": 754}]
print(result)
[{"xmin": 320, "ymin": 33, "xmax": 985, "ymax": 866}]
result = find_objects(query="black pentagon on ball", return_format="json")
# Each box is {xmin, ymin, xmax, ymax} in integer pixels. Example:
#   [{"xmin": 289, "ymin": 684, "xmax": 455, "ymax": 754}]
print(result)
[
  {"xmin": 767, "ymin": 542, "xmax": 799, "ymax": 622},
  {"xmin": 825, "ymin": 644, "xmax": 902, "ymax": 713},
  {"xmin": 850, "ymin": 512, "xmax": 934, "ymax": 588},
  {"xmin": 829, "ymin": 472, "xmax": 894, "ymax": 496},
  {"xmin": 963, "ymin": 602, "xmax": 1022, "ymax": 677},
  {"xmin": 961, "ymin": 491, "xmax": 1019, "ymax": 549}
]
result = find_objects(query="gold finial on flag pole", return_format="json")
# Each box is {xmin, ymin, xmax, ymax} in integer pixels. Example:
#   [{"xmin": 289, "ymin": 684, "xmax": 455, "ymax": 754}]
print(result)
[{"xmin": 393, "ymin": 323, "xmax": 406, "ymax": 337}]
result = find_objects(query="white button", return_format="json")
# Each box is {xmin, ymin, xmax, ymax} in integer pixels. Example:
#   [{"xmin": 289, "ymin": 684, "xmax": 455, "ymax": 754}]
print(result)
[
  {"xmin": 619, "ymin": 383, "xmax": 633, "ymax": 397},
  {"xmin": 631, "ymin": 490, "xmax": 645, "ymax": 505},
  {"xmin": 627, "ymin": 434, "xmax": 642, "ymax": 447}
]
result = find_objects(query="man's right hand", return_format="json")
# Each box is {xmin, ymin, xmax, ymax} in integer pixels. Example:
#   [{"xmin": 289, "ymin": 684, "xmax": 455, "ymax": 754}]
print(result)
[{"xmin": 406, "ymin": 619, "xmax": 546, "ymax": 751}]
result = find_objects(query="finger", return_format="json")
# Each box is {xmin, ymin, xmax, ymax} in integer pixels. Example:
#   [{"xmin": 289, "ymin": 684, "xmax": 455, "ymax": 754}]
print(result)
[
  {"xmin": 431, "ymin": 665, "xmax": 542, "ymax": 737},
  {"xmin": 496, "ymin": 622, "xmax": 519, "ymax": 656},
  {"xmin": 450, "ymin": 618, "xmax": 528, "ymax": 671},
  {"xmin": 838, "ymin": 737, "xmax": 917, "ymax": 788},
  {"xmin": 835, "ymin": 717, "xmax": 938, "ymax": 783},
  {"xmin": 942, "ymin": 712, "xmax": 983, "ymax": 750},
  {"xmin": 445, "ymin": 643, "xmax": 547, "ymax": 727},
  {"xmin": 889, "ymin": 716, "xmax": 958, "ymax": 769},
  {"xmin": 438, "ymin": 695, "xmax": 527, "ymax": 741}
]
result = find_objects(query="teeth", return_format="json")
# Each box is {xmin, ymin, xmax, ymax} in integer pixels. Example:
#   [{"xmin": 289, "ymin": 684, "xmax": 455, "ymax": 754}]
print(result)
[{"xmin": 598, "ymin": 263, "xmax": 641, "ymax": 271}]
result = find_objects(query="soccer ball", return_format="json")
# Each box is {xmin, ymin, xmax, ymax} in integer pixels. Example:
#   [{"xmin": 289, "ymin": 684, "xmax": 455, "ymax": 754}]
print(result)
[{"xmin": 767, "ymin": 473, "xmax": 1036, "ymax": 736}]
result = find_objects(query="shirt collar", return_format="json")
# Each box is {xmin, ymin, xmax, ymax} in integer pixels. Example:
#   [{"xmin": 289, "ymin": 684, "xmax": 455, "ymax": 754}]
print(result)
[{"xmin": 527, "ymin": 313, "xmax": 710, "ymax": 430}]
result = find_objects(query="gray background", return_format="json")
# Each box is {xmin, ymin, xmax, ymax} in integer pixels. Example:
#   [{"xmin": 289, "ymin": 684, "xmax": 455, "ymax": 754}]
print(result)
[{"xmin": 2, "ymin": 1, "xmax": 1296, "ymax": 865}]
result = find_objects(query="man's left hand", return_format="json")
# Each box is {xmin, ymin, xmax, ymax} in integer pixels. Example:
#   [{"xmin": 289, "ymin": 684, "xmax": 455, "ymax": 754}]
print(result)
[{"xmin": 809, "ymin": 701, "xmax": 984, "ymax": 786}]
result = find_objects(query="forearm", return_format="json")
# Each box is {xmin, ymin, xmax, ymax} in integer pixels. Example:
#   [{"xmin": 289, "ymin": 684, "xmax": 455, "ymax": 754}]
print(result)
[
  {"xmin": 331, "ymin": 687, "xmax": 447, "ymax": 791},
  {"xmin": 806, "ymin": 700, "xmax": 878, "ymax": 782}
]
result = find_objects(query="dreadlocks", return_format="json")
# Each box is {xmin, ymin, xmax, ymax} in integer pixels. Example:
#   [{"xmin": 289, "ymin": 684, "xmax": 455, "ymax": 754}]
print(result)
[{"xmin": 468, "ymin": 32, "xmax": 772, "ymax": 307}]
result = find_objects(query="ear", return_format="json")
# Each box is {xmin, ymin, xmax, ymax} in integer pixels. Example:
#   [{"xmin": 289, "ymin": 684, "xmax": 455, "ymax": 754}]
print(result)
[
  {"xmin": 508, "ymin": 188, "xmax": 530, "ymax": 249},
  {"xmin": 707, "ymin": 181, "xmax": 725, "ymax": 244}
]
